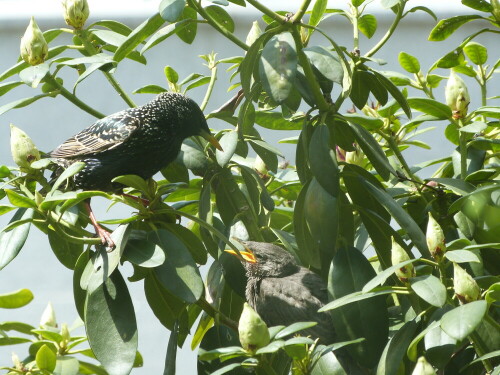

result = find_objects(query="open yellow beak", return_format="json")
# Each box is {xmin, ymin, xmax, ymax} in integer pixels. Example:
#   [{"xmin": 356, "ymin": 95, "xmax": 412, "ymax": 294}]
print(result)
[
  {"xmin": 225, "ymin": 249, "xmax": 257, "ymax": 263},
  {"xmin": 200, "ymin": 130, "xmax": 223, "ymax": 151}
]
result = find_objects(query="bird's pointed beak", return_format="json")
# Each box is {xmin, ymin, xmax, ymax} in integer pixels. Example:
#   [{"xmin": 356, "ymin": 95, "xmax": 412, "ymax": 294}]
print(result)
[
  {"xmin": 225, "ymin": 249, "xmax": 257, "ymax": 263},
  {"xmin": 200, "ymin": 130, "xmax": 223, "ymax": 151}
]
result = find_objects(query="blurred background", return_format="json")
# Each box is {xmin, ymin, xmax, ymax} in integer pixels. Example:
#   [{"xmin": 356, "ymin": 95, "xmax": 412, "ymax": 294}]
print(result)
[{"xmin": 0, "ymin": 0, "xmax": 497, "ymax": 373}]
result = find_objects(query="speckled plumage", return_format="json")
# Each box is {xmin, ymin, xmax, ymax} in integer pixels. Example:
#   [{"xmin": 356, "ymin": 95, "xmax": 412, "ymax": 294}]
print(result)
[
  {"xmin": 240, "ymin": 241, "xmax": 336, "ymax": 344},
  {"xmin": 51, "ymin": 92, "xmax": 211, "ymax": 191}
]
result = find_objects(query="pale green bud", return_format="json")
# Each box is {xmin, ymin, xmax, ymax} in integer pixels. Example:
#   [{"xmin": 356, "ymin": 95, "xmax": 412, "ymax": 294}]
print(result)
[
  {"xmin": 253, "ymin": 155, "xmax": 268, "ymax": 177},
  {"xmin": 62, "ymin": 0, "xmax": 89, "ymax": 29},
  {"xmin": 426, "ymin": 212, "xmax": 446, "ymax": 261},
  {"xmin": 40, "ymin": 302, "xmax": 57, "ymax": 328},
  {"xmin": 453, "ymin": 263, "xmax": 481, "ymax": 304},
  {"xmin": 20, "ymin": 17, "xmax": 48, "ymax": 66},
  {"xmin": 412, "ymin": 356, "xmax": 436, "ymax": 375},
  {"xmin": 391, "ymin": 238, "xmax": 414, "ymax": 282},
  {"xmin": 491, "ymin": 0, "xmax": 500, "ymax": 21},
  {"xmin": 345, "ymin": 145, "xmax": 364, "ymax": 167},
  {"xmin": 246, "ymin": 21, "xmax": 262, "ymax": 46},
  {"xmin": 445, "ymin": 70, "xmax": 470, "ymax": 119},
  {"xmin": 12, "ymin": 353, "xmax": 23, "ymax": 371},
  {"xmin": 10, "ymin": 124, "xmax": 41, "ymax": 171},
  {"xmin": 60, "ymin": 323, "xmax": 70, "ymax": 342},
  {"xmin": 239, "ymin": 303, "xmax": 270, "ymax": 353}
]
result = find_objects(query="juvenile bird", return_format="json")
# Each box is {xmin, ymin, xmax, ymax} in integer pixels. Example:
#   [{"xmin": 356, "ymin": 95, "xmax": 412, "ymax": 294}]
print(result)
[
  {"xmin": 226, "ymin": 241, "xmax": 335, "ymax": 344},
  {"xmin": 51, "ymin": 92, "xmax": 222, "ymax": 247}
]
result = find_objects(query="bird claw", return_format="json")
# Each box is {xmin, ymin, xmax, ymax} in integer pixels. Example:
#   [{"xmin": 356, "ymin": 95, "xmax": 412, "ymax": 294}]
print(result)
[{"xmin": 96, "ymin": 227, "xmax": 115, "ymax": 251}]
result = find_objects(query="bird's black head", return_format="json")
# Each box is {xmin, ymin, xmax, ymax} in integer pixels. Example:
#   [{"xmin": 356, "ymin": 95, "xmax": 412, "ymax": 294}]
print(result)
[
  {"xmin": 146, "ymin": 92, "xmax": 222, "ymax": 150},
  {"xmin": 227, "ymin": 241, "xmax": 299, "ymax": 279}
]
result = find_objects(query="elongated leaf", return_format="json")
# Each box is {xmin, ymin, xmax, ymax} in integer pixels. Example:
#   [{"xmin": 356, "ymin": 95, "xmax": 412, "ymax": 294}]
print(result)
[
  {"xmin": 216, "ymin": 131, "xmax": 238, "ymax": 167},
  {"xmin": 163, "ymin": 322, "xmax": 179, "ymax": 375},
  {"xmin": 5, "ymin": 190, "xmax": 37, "ymax": 209},
  {"xmin": 372, "ymin": 71, "xmax": 412, "ymax": 118},
  {"xmin": 358, "ymin": 14, "xmax": 377, "ymax": 38},
  {"xmin": 410, "ymin": 275, "xmax": 447, "ymax": 307},
  {"xmin": 123, "ymin": 234, "xmax": 166, "ymax": 268},
  {"xmin": 275, "ymin": 322, "xmax": 318, "ymax": 339},
  {"xmin": 440, "ymin": 301, "xmax": 487, "ymax": 340},
  {"xmin": 303, "ymin": 46, "xmax": 343, "ymax": 84},
  {"xmin": 376, "ymin": 320, "xmax": 418, "ymax": 375},
  {"xmin": 205, "ymin": 5, "xmax": 235, "ymax": 32},
  {"xmin": 259, "ymin": 32, "xmax": 297, "ymax": 103},
  {"xmin": 350, "ymin": 70, "xmax": 371, "ymax": 109},
  {"xmin": 48, "ymin": 230, "xmax": 83, "ymax": 270},
  {"xmin": 0, "ymin": 93, "xmax": 53, "ymax": 116},
  {"xmin": 0, "ymin": 81, "xmax": 23, "ymax": 96},
  {"xmin": 141, "ymin": 19, "xmax": 192, "ymax": 54},
  {"xmin": 0, "ymin": 208, "xmax": 34, "ymax": 270},
  {"xmin": 362, "ymin": 259, "xmax": 419, "ymax": 292},
  {"xmin": 360, "ymin": 179, "xmax": 430, "ymax": 257},
  {"xmin": 346, "ymin": 121, "xmax": 395, "ymax": 180},
  {"xmin": 0, "ymin": 288, "xmax": 34, "ymax": 308},
  {"xmin": 176, "ymin": 7, "xmax": 198, "ymax": 44},
  {"xmin": 309, "ymin": 123, "xmax": 339, "ymax": 196},
  {"xmin": 149, "ymin": 229, "xmax": 203, "ymax": 303},
  {"xmin": 309, "ymin": 0, "xmax": 327, "ymax": 28},
  {"xmin": 159, "ymin": 0, "xmax": 186, "ymax": 22},
  {"xmin": 407, "ymin": 97, "xmax": 452, "ymax": 119},
  {"xmin": 445, "ymin": 249, "xmax": 481, "ymax": 263},
  {"xmin": 50, "ymin": 162, "xmax": 86, "ymax": 193},
  {"xmin": 85, "ymin": 269, "xmax": 138, "ymax": 375},
  {"xmin": 328, "ymin": 246, "xmax": 389, "ymax": 368},
  {"xmin": 114, "ymin": 13, "xmax": 164, "ymax": 62},
  {"xmin": 343, "ymin": 113, "xmax": 383, "ymax": 130},
  {"xmin": 429, "ymin": 15, "xmax": 484, "ymax": 41}
]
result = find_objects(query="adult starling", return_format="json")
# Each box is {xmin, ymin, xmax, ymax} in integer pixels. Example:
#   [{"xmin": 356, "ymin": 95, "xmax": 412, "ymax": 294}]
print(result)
[
  {"xmin": 226, "ymin": 241, "xmax": 335, "ymax": 344},
  {"xmin": 51, "ymin": 92, "xmax": 222, "ymax": 247}
]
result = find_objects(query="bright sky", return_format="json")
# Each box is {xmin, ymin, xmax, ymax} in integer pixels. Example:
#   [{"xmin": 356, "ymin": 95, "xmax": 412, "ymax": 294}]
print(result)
[{"xmin": 0, "ymin": 0, "xmax": 466, "ymax": 20}]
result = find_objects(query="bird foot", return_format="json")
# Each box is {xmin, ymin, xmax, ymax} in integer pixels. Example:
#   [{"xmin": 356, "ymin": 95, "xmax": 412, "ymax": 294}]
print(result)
[{"xmin": 96, "ymin": 225, "xmax": 115, "ymax": 251}]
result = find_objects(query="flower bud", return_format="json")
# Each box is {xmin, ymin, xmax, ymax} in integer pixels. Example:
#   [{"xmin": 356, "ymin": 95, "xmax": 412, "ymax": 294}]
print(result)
[
  {"xmin": 253, "ymin": 155, "xmax": 268, "ymax": 177},
  {"xmin": 391, "ymin": 238, "xmax": 414, "ymax": 282},
  {"xmin": 40, "ymin": 302, "xmax": 57, "ymax": 328},
  {"xmin": 12, "ymin": 353, "xmax": 23, "ymax": 371},
  {"xmin": 246, "ymin": 21, "xmax": 262, "ymax": 46},
  {"xmin": 491, "ymin": 0, "xmax": 500, "ymax": 22},
  {"xmin": 20, "ymin": 17, "xmax": 48, "ymax": 66},
  {"xmin": 345, "ymin": 145, "xmax": 364, "ymax": 166},
  {"xmin": 426, "ymin": 212, "xmax": 446, "ymax": 261},
  {"xmin": 453, "ymin": 263, "xmax": 481, "ymax": 304},
  {"xmin": 10, "ymin": 124, "xmax": 41, "ymax": 171},
  {"xmin": 445, "ymin": 70, "xmax": 470, "ymax": 119},
  {"xmin": 239, "ymin": 303, "xmax": 270, "ymax": 353},
  {"xmin": 62, "ymin": 0, "xmax": 89, "ymax": 29},
  {"xmin": 412, "ymin": 356, "xmax": 436, "ymax": 375},
  {"xmin": 336, "ymin": 146, "xmax": 346, "ymax": 162}
]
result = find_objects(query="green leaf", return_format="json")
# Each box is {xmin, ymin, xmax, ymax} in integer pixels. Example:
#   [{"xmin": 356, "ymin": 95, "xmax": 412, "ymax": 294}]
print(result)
[
  {"xmin": 205, "ymin": 5, "xmax": 235, "ymax": 32},
  {"xmin": 85, "ymin": 269, "xmax": 138, "ymax": 375},
  {"xmin": 36, "ymin": 344, "xmax": 57, "ymax": 372},
  {"xmin": 163, "ymin": 322, "xmax": 179, "ymax": 375},
  {"xmin": 73, "ymin": 250, "xmax": 90, "ymax": 320},
  {"xmin": 133, "ymin": 84, "xmax": 167, "ymax": 94},
  {"xmin": 149, "ymin": 229, "xmax": 204, "ymax": 303},
  {"xmin": 0, "ymin": 337, "xmax": 32, "ymax": 346},
  {"xmin": 380, "ymin": 0, "xmax": 400, "ymax": 8},
  {"xmin": 19, "ymin": 63, "xmax": 49, "ymax": 89},
  {"xmin": 350, "ymin": 70, "xmax": 371, "ymax": 109},
  {"xmin": 144, "ymin": 272, "xmax": 186, "ymax": 331},
  {"xmin": 90, "ymin": 20, "xmax": 133, "ymax": 36},
  {"xmin": 372, "ymin": 70, "xmax": 412, "ymax": 118},
  {"xmin": 5, "ymin": 190, "xmax": 37, "ymax": 209},
  {"xmin": 159, "ymin": 0, "xmax": 186, "ymax": 22},
  {"xmin": 259, "ymin": 32, "xmax": 297, "ymax": 103},
  {"xmin": 216, "ymin": 130, "xmax": 238, "ymax": 167},
  {"xmin": 409, "ymin": 275, "xmax": 447, "ymax": 307},
  {"xmin": 380, "ymin": 70, "xmax": 412, "ymax": 86},
  {"xmin": 309, "ymin": 123, "xmax": 339, "ymax": 197},
  {"xmin": 440, "ymin": 300, "xmax": 488, "ymax": 340},
  {"xmin": 376, "ymin": 320, "xmax": 418, "ymax": 375},
  {"xmin": 112, "ymin": 174, "xmax": 150, "ymax": 194},
  {"xmin": 428, "ymin": 15, "xmax": 483, "ymax": 41},
  {"xmin": 176, "ymin": 7, "xmax": 198, "ymax": 44},
  {"xmin": 48, "ymin": 230, "xmax": 83, "ymax": 270},
  {"xmin": 0, "ymin": 81, "xmax": 23, "ymax": 97},
  {"xmin": 0, "ymin": 208, "xmax": 34, "ymax": 270},
  {"xmin": 50, "ymin": 162, "xmax": 86, "ymax": 193},
  {"xmin": 303, "ymin": 46, "xmax": 343, "ymax": 84},
  {"xmin": 359, "ymin": 179, "xmax": 430, "ymax": 258},
  {"xmin": 254, "ymin": 111, "xmax": 303, "ymax": 130},
  {"xmin": 80, "ymin": 225, "xmax": 131, "ymax": 293},
  {"xmin": 398, "ymin": 52, "xmax": 420, "ymax": 73},
  {"xmin": 0, "ymin": 288, "xmax": 33, "ymax": 308},
  {"xmin": 309, "ymin": 0, "xmax": 327, "ymax": 28},
  {"xmin": 164, "ymin": 223, "xmax": 207, "ymax": 265},
  {"xmin": 358, "ymin": 14, "xmax": 377, "ymax": 38},
  {"xmin": 464, "ymin": 41, "xmax": 488, "ymax": 65},
  {"xmin": 405, "ymin": 6, "xmax": 437, "ymax": 21},
  {"xmin": 114, "ymin": 13, "xmax": 165, "ymax": 62},
  {"xmin": 444, "ymin": 249, "xmax": 482, "ymax": 263},
  {"xmin": 54, "ymin": 356, "xmax": 79, "ymax": 375},
  {"xmin": 123, "ymin": 234, "xmax": 166, "ymax": 268},
  {"xmin": 407, "ymin": 97, "xmax": 452, "ymax": 119},
  {"xmin": 362, "ymin": 259, "xmax": 419, "ymax": 292},
  {"xmin": 274, "ymin": 322, "xmax": 318, "ymax": 340},
  {"xmin": 346, "ymin": 121, "xmax": 395, "ymax": 180},
  {"xmin": 141, "ymin": 19, "xmax": 193, "ymax": 54},
  {"xmin": 328, "ymin": 246, "xmax": 389, "ymax": 368},
  {"xmin": 427, "ymin": 177, "xmax": 475, "ymax": 195},
  {"xmin": 462, "ymin": 0, "xmax": 492, "ymax": 11},
  {"xmin": 343, "ymin": 113, "xmax": 384, "ymax": 130}
]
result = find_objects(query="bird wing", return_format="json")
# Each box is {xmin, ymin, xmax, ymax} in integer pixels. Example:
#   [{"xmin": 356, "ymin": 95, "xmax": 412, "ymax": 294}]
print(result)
[
  {"xmin": 50, "ymin": 111, "xmax": 140, "ymax": 158},
  {"xmin": 257, "ymin": 273, "xmax": 335, "ymax": 342}
]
